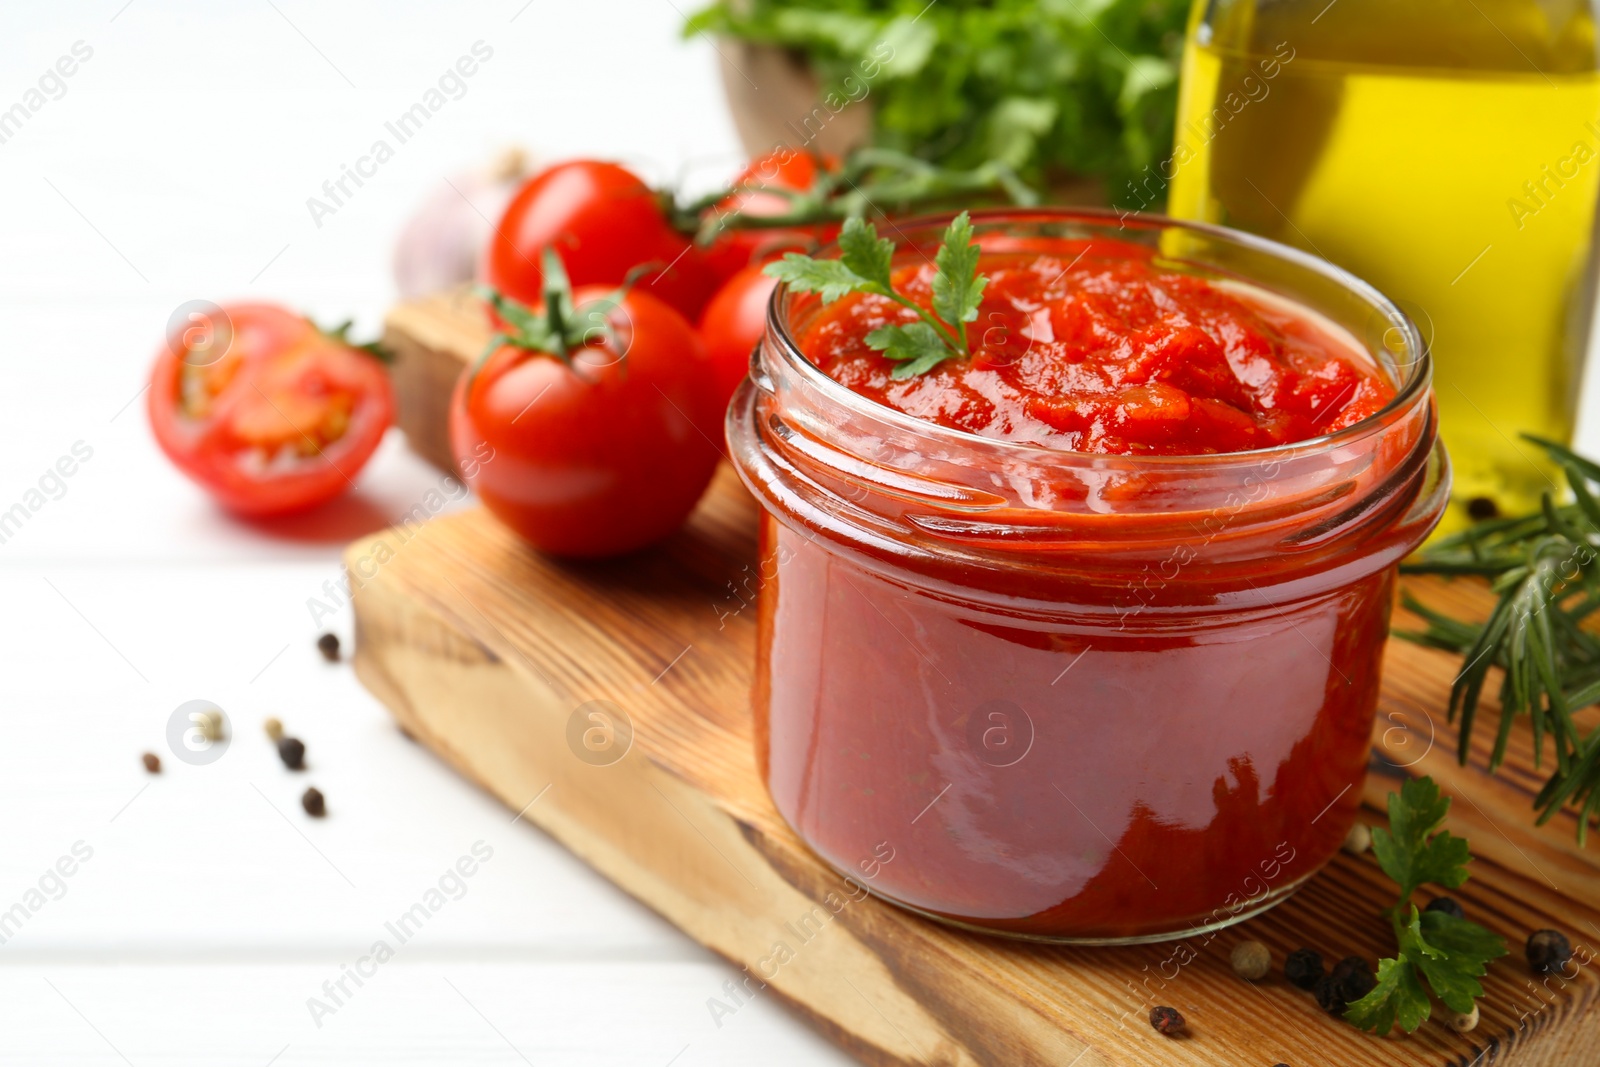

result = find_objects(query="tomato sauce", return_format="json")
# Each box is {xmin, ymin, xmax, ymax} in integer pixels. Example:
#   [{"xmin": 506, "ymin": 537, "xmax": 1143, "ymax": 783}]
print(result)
[
  {"xmin": 797, "ymin": 241, "xmax": 1394, "ymax": 456},
  {"xmin": 729, "ymin": 217, "xmax": 1446, "ymax": 942}
]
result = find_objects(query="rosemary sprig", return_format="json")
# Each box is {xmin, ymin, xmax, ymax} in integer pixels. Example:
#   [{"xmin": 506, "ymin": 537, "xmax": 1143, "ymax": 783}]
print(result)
[{"xmin": 1399, "ymin": 435, "xmax": 1600, "ymax": 842}]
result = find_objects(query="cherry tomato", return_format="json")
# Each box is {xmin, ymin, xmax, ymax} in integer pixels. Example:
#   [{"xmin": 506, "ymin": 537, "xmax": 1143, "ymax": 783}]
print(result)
[
  {"xmin": 485, "ymin": 160, "xmax": 718, "ymax": 322},
  {"xmin": 703, "ymin": 149, "xmax": 840, "ymax": 283},
  {"xmin": 451, "ymin": 287, "xmax": 723, "ymax": 558},
  {"xmin": 148, "ymin": 304, "xmax": 394, "ymax": 516},
  {"xmin": 698, "ymin": 264, "xmax": 778, "ymax": 414}
]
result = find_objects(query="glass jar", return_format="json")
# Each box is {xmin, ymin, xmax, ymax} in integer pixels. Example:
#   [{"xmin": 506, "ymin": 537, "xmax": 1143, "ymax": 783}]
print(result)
[
  {"xmin": 1167, "ymin": 0, "xmax": 1600, "ymax": 530},
  {"xmin": 726, "ymin": 208, "xmax": 1448, "ymax": 944}
]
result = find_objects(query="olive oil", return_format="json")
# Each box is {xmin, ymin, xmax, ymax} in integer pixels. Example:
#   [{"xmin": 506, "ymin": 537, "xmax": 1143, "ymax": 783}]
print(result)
[{"xmin": 1168, "ymin": 0, "xmax": 1600, "ymax": 526}]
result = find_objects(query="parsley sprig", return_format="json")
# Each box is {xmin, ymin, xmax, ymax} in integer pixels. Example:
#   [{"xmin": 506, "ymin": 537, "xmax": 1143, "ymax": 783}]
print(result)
[
  {"xmin": 1345, "ymin": 777, "xmax": 1508, "ymax": 1034},
  {"xmin": 1399, "ymin": 435, "xmax": 1600, "ymax": 842},
  {"xmin": 763, "ymin": 211, "xmax": 987, "ymax": 378}
]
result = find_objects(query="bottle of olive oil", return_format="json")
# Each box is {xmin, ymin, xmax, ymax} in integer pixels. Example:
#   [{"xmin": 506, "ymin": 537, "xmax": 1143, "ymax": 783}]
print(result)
[{"xmin": 1167, "ymin": 0, "xmax": 1600, "ymax": 527}]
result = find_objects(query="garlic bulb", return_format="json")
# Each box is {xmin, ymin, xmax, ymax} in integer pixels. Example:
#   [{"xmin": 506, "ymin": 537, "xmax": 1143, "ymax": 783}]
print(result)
[{"xmin": 393, "ymin": 148, "xmax": 529, "ymax": 299}]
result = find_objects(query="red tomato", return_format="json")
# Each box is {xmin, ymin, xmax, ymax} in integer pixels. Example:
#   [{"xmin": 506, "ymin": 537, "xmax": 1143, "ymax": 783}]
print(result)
[
  {"xmin": 485, "ymin": 160, "xmax": 717, "ymax": 322},
  {"xmin": 698, "ymin": 265, "xmax": 778, "ymax": 414},
  {"xmin": 703, "ymin": 149, "xmax": 839, "ymax": 283},
  {"xmin": 148, "ymin": 304, "xmax": 394, "ymax": 516},
  {"xmin": 451, "ymin": 287, "xmax": 723, "ymax": 558}
]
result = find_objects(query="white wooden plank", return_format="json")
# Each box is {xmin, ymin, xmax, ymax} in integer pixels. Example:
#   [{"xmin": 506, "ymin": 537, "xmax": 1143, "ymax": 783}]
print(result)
[{"xmin": 0, "ymin": 962, "xmax": 853, "ymax": 1065}]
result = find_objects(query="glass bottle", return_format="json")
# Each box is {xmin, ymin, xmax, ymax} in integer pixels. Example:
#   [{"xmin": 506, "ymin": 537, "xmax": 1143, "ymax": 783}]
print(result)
[{"xmin": 1166, "ymin": 0, "xmax": 1600, "ymax": 527}]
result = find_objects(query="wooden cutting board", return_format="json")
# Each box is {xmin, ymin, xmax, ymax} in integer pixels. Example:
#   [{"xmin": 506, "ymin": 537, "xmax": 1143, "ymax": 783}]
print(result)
[{"xmin": 348, "ymin": 460, "xmax": 1600, "ymax": 1067}]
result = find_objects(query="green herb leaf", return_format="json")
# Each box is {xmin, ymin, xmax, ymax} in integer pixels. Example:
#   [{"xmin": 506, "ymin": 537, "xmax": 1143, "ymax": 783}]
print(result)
[
  {"xmin": 1399, "ymin": 434, "xmax": 1600, "ymax": 844},
  {"xmin": 931, "ymin": 211, "xmax": 985, "ymax": 350},
  {"xmin": 1414, "ymin": 909, "xmax": 1505, "ymax": 1012},
  {"xmin": 1369, "ymin": 777, "xmax": 1471, "ymax": 901},
  {"xmin": 679, "ymin": 0, "xmax": 1187, "ymax": 208},
  {"xmin": 765, "ymin": 253, "xmax": 879, "ymax": 304},
  {"xmin": 763, "ymin": 215, "xmax": 989, "ymax": 378},
  {"xmin": 836, "ymin": 216, "xmax": 895, "ymax": 291},
  {"xmin": 867, "ymin": 322, "xmax": 951, "ymax": 378},
  {"xmin": 1345, "ymin": 777, "xmax": 1507, "ymax": 1035},
  {"xmin": 1345, "ymin": 955, "xmax": 1431, "ymax": 1035}
]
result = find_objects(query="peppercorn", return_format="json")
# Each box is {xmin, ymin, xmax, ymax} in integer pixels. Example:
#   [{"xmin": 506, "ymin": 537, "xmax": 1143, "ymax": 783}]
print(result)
[
  {"xmin": 317, "ymin": 633, "xmax": 341, "ymax": 662},
  {"xmin": 1425, "ymin": 896, "xmax": 1464, "ymax": 920},
  {"xmin": 301, "ymin": 787, "xmax": 326, "ymax": 817},
  {"xmin": 1466, "ymin": 496, "xmax": 1500, "ymax": 521},
  {"xmin": 140, "ymin": 752, "xmax": 161, "ymax": 774},
  {"xmin": 277, "ymin": 736, "xmax": 307, "ymax": 770},
  {"xmin": 1148, "ymin": 1005, "xmax": 1185, "ymax": 1035},
  {"xmin": 1526, "ymin": 929, "xmax": 1572, "ymax": 976},
  {"xmin": 1448, "ymin": 1004, "xmax": 1480, "ymax": 1033},
  {"xmin": 1341, "ymin": 821, "xmax": 1371, "ymax": 855},
  {"xmin": 1231, "ymin": 940, "xmax": 1271, "ymax": 981},
  {"xmin": 264, "ymin": 717, "xmax": 284, "ymax": 742},
  {"xmin": 1313, "ymin": 974, "xmax": 1348, "ymax": 1015},
  {"xmin": 198, "ymin": 709, "xmax": 225, "ymax": 743},
  {"xmin": 1332, "ymin": 956, "xmax": 1375, "ymax": 1001},
  {"xmin": 1284, "ymin": 948, "xmax": 1324, "ymax": 990}
]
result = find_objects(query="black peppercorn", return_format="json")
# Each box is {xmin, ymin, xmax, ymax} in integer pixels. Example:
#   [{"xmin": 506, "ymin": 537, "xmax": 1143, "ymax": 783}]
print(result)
[
  {"xmin": 1332, "ymin": 956, "xmax": 1375, "ymax": 1001},
  {"xmin": 277, "ymin": 736, "xmax": 307, "ymax": 770},
  {"xmin": 1425, "ymin": 896, "xmax": 1465, "ymax": 920},
  {"xmin": 140, "ymin": 752, "xmax": 161, "ymax": 774},
  {"xmin": 1526, "ymin": 929, "xmax": 1572, "ymax": 976},
  {"xmin": 1313, "ymin": 974, "xmax": 1347, "ymax": 1015},
  {"xmin": 1284, "ymin": 948, "xmax": 1324, "ymax": 990},
  {"xmin": 1148, "ymin": 1005, "xmax": 1185, "ymax": 1035},
  {"xmin": 301, "ymin": 787, "xmax": 326, "ymax": 817},
  {"xmin": 1465, "ymin": 496, "xmax": 1500, "ymax": 521},
  {"xmin": 317, "ymin": 632, "xmax": 341, "ymax": 662}
]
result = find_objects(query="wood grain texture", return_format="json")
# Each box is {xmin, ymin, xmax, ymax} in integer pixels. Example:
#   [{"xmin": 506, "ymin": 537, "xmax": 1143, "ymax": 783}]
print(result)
[
  {"xmin": 348, "ymin": 468, "xmax": 1600, "ymax": 1067},
  {"xmin": 381, "ymin": 285, "xmax": 484, "ymax": 475}
]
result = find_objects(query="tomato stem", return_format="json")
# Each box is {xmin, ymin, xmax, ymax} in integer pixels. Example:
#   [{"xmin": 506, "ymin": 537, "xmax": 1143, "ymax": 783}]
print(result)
[{"xmin": 670, "ymin": 148, "xmax": 1039, "ymax": 244}]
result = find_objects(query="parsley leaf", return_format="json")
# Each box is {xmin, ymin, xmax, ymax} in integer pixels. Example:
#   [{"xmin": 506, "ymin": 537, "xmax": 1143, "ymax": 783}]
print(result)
[
  {"xmin": 866, "ymin": 321, "xmax": 950, "ymax": 378},
  {"xmin": 1344, "ymin": 777, "xmax": 1508, "ymax": 1035},
  {"xmin": 1370, "ymin": 777, "xmax": 1472, "ymax": 900},
  {"xmin": 762, "ymin": 212, "xmax": 987, "ymax": 379},
  {"xmin": 931, "ymin": 212, "xmax": 986, "ymax": 351},
  {"xmin": 1345, "ymin": 955, "xmax": 1430, "ymax": 1035},
  {"xmin": 1414, "ymin": 909, "xmax": 1504, "ymax": 1012},
  {"xmin": 765, "ymin": 254, "xmax": 879, "ymax": 304},
  {"xmin": 680, "ymin": 0, "xmax": 1188, "ymax": 208},
  {"xmin": 836, "ymin": 217, "xmax": 895, "ymax": 291}
]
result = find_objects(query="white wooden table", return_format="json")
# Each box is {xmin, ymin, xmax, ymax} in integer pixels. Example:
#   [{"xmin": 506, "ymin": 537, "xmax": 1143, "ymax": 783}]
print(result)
[{"xmin": 0, "ymin": 2, "xmax": 849, "ymax": 1062}]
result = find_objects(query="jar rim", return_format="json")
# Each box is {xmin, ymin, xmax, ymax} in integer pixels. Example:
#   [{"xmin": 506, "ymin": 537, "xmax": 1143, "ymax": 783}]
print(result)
[{"xmin": 762, "ymin": 205, "xmax": 1432, "ymax": 470}]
